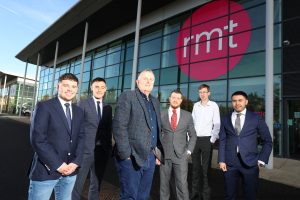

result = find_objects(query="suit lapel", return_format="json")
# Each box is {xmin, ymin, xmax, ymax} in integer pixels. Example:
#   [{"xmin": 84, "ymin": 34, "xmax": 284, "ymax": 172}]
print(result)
[
  {"xmin": 163, "ymin": 111, "xmax": 172, "ymax": 131},
  {"xmin": 227, "ymin": 112, "xmax": 235, "ymax": 134},
  {"xmin": 136, "ymin": 89, "xmax": 151, "ymax": 129},
  {"xmin": 239, "ymin": 111, "xmax": 250, "ymax": 135},
  {"xmin": 87, "ymin": 97, "xmax": 99, "ymax": 122},
  {"xmin": 53, "ymin": 97, "xmax": 71, "ymax": 135}
]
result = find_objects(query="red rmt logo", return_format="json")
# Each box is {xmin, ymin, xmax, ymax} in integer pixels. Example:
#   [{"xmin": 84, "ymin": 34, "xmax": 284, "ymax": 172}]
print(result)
[{"xmin": 176, "ymin": 0, "xmax": 251, "ymax": 81}]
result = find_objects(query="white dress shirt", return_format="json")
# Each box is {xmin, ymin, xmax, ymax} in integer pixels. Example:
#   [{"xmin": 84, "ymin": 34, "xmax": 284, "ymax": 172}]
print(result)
[
  {"xmin": 231, "ymin": 108, "xmax": 247, "ymax": 131},
  {"xmin": 58, "ymin": 96, "xmax": 72, "ymax": 119},
  {"xmin": 93, "ymin": 96, "xmax": 102, "ymax": 117},
  {"xmin": 192, "ymin": 100, "xmax": 220, "ymax": 143}
]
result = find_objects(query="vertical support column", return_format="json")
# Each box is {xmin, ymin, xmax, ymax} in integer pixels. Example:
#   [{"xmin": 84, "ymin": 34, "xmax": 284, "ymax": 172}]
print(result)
[
  {"xmin": 265, "ymin": 0, "xmax": 274, "ymax": 169},
  {"xmin": 131, "ymin": 0, "xmax": 142, "ymax": 90},
  {"xmin": 77, "ymin": 21, "xmax": 89, "ymax": 102},
  {"xmin": 50, "ymin": 41, "xmax": 59, "ymax": 98},
  {"xmin": 19, "ymin": 62, "xmax": 28, "ymax": 117},
  {"xmin": 0, "ymin": 75, "xmax": 7, "ymax": 114},
  {"xmin": 31, "ymin": 53, "xmax": 40, "ymax": 117}
]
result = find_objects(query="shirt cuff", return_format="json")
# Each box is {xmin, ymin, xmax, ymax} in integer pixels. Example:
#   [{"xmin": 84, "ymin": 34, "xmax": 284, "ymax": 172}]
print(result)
[
  {"xmin": 210, "ymin": 136, "xmax": 216, "ymax": 143},
  {"xmin": 258, "ymin": 160, "xmax": 265, "ymax": 166}
]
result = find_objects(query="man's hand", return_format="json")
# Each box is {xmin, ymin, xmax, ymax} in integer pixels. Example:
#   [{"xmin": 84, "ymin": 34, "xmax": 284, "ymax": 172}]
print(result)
[
  {"xmin": 57, "ymin": 162, "xmax": 69, "ymax": 175},
  {"xmin": 64, "ymin": 163, "xmax": 78, "ymax": 175},
  {"xmin": 219, "ymin": 162, "xmax": 227, "ymax": 172},
  {"xmin": 156, "ymin": 158, "xmax": 161, "ymax": 166}
]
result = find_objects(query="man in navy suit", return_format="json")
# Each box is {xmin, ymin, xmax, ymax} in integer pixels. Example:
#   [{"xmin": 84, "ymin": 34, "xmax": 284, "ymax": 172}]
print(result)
[
  {"xmin": 113, "ymin": 69, "xmax": 163, "ymax": 200},
  {"xmin": 218, "ymin": 91, "xmax": 273, "ymax": 200},
  {"xmin": 28, "ymin": 73, "xmax": 85, "ymax": 200},
  {"xmin": 72, "ymin": 77, "xmax": 112, "ymax": 200}
]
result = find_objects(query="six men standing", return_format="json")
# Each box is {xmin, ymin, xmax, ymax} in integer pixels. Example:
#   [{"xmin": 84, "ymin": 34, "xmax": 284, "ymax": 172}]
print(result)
[{"xmin": 28, "ymin": 70, "xmax": 272, "ymax": 200}]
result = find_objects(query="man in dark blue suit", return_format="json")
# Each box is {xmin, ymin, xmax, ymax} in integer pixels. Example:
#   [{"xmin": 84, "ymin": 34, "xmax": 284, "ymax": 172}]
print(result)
[
  {"xmin": 218, "ymin": 91, "xmax": 272, "ymax": 200},
  {"xmin": 113, "ymin": 69, "xmax": 163, "ymax": 200},
  {"xmin": 28, "ymin": 73, "xmax": 85, "ymax": 200},
  {"xmin": 72, "ymin": 77, "xmax": 112, "ymax": 200}
]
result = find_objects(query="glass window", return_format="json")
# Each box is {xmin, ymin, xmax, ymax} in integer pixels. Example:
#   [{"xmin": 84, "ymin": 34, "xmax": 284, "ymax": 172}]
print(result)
[
  {"xmin": 138, "ymin": 54, "xmax": 160, "ymax": 72},
  {"xmin": 140, "ymin": 24, "xmax": 163, "ymax": 43},
  {"xmin": 84, "ymin": 60, "xmax": 91, "ymax": 72},
  {"xmin": 92, "ymin": 68, "xmax": 105, "ymax": 79},
  {"xmin": 106, "ymin": 51, "xmax": 121, "ymax": 66},
  {"xmin": 139, "ymin": 38, "xmax": 162, "ymax": 57},
  {"xmin": 245, "ymin": 28, "xmax": 265, "ymax": 54},
  {"xmin": 80, "ymin": 82, "xmax": 89, "ymax": 94},
  {"xmin": 105, "ymin": 89, "xmax": 118, "ymax": 103},
  {"xmin": 159, "ymin": 85, "xmax": 177, "ymax": 102},
  {"xmin": 82, "ymin": 71, "xmax": 90, "ymax": 82},
  {"xmin": 229, "ymin": 52, "xmax": 265, "ymax": 78},
  {"xmin": 189, "ymin": 80, "xmax": 227, "ymax": 102},
  {"xmin": 153, "ymin": 69, "xmax": 160, "ymax": 86},
  {"xmin": 161, "ymin": 49, "xmax": 177, "ymax": 68},
  {"xmin": 95, "ymin": 47, "xmax": 106, "ymax": 57},
  {"xmin": 162, "ymin": 32, "xmax": 179, "ymax": 51},
  {"xmin": 123, "ymin": 74, "xmax": 132, "ymax": 89},
  {"xmin": 124, "ymin": 61, "xmax": 133, "ymax": 74},
  {"xmin": 74, "ymin": 65, "xmax": 81, "ymax": 74},
  {"xmin": 160, "ymin": 67, "xmax": 178, "ymax": 85},
  {"xmin": 230, "ymin": 0, "xmax": 264, "ymax": 12},
  {"xmin": 105, "ymin": 64, "xmax": 120, "ymax": 78},
  {"xmin": 107, "ymin": 42, "xmax": 121, "ymax": 54},
  {"xmin": 106, "ymin": 77, "xmax": 119, "ymax": 90},
  {"xmin": 228, "ymin": 76, "xmax": 265, "ymax": 101},
  {"xmin": 93, "ymin": 56, "xmax": 106, "ymax": 69},
  {"xmin": 126, "ymin": 46, "xmax": 134, "ymax": 61},
  {"xmin": 164, "ymin": 13, "xmax": 189, "ymax": 35}
]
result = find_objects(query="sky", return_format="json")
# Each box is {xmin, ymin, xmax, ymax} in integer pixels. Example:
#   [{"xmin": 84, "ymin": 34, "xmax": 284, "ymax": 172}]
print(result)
[{"xmin": 0, "ymin": 0, "xmax": 78, "ymax": 78}]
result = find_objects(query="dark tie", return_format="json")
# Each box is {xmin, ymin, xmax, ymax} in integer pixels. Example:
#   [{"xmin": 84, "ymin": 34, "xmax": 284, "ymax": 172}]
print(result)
[
  {"xmin": 65, "ymin": 103, "xmax": 72, "ymax": 130},
  {"xmin": 97, "ymin": 101, "xmax": 101, "ymax": 120},
  {"xmin": 235, "ymin": 113, "xmax": 241, "ymax": 135},
  {"xmin": 171, "ymin": 109, "xmax": 177, "ymax": 131}
]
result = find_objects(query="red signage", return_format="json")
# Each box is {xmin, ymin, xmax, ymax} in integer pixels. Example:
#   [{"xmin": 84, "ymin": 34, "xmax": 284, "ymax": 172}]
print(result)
[{"xmin": 176, "ymin": 0, "xmax": 252, "ymax": 80}]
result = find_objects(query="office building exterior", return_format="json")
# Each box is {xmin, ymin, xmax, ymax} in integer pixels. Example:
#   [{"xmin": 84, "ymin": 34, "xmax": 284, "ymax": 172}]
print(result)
[{"xmin": 16, "ymin": 0, "xmax": 300, "ymax": 159}]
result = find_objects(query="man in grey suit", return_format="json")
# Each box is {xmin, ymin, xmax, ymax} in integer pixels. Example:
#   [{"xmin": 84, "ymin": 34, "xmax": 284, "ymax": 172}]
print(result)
[
  {"xmin": 113, "ymin": 69, "xmax": 163, "ymax": 200},
  {"xmin": 160, "ymin": 89, "xmax": 197, "ymax": 200},
  {"xmin": 72, "ymin": 77, "xmax": 112, "ymax": 200}
]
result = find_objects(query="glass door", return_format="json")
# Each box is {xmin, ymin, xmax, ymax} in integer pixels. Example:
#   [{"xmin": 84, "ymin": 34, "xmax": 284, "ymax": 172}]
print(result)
[{"xmin": 287, "ymin": 100, "xmax": 300, "ymax": 159}]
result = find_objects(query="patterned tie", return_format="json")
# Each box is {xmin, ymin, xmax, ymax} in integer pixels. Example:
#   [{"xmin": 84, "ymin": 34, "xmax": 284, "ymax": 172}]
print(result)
[
  {"xmin": 171, "ymin": 109, "xmax": 177, "ymax": 131},
  {"xmin": 235, "ymin": 113, "xmax": 241, "ymax": 136},
  {"xmin": 97, "ymin": 101, "xmax": 101, "ymax": 120},
  {"xmin": 65, "ymin": 103, "xmax": 72, "ymax": 130}
]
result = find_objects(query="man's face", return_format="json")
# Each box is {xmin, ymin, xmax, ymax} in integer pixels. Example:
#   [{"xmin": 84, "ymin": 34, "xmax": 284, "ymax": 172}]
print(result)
[
  {"xmin": 136, "ymin": 71, "xmax": 155, "ymax": 95},
  {"xmin": 232, "ymin": 94, "xmax": 248, "ymax": 113},
  {"xmin": 91, "ymin": 81, "xmax": 107, "ymax": 100},
  {"xmin": 57, "ymin": 79, "xmax": 78, "ymax": 101},
  {"xmin": 199, "ymin": 87, "xmax": 210, "ymax": 101},
  {"xmin": 169, "ymin": 92, "xmax": 183, "ymax": 109}
]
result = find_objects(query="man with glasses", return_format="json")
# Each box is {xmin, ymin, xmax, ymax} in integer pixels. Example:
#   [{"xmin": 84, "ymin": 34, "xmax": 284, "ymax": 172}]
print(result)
[{"xmin": 191, "ymin": 84, "xmax": 221, "ymax": 200}]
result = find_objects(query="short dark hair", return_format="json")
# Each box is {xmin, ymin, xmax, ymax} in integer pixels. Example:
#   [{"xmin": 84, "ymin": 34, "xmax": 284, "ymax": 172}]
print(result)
[
  {"xmin": 170, "ymin": 89, "xmax": 183, "ymax": 98},
  {"xmin": 198, "ymin": 84, "xmax": 210, "ymax": 92},
  {"xmin": 91, "ymin": 77, "xmax": 106, "ymax": 84},
  {"xmin": 58, "ymin": 73, "xmax": 78, "ymax": 83},
  {"xmin": 231, "ymin": 91, "xmax": 248, "ymax": 100}
]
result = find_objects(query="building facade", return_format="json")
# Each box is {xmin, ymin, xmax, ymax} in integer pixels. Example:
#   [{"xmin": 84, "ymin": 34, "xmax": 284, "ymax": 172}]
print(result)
[{"xmin": 16, "ymin": 0, "xmax": 300, "ymax": 159}]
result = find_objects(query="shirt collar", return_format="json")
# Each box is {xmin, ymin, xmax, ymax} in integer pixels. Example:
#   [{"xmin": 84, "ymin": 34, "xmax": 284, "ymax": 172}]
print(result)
[
  {"xmin": 199, "ymin": 100, "xmax": 212, "ymax": 106},
  {"xmin": 169, "ymin": 106, "xmax": 180, "ymax": 113},
  {"xmin": 92, "ymin": 96, "xmax": 102, "ymax": 104},
  {"xmin": 58, "ymin": 96, "xmax": 72, "ymax": 106},
  {"xmin": 139, "ymin": 89, "xmax": 151, "ymax": 101},
  {"xmin": 233, "ymin": 108, "xmax": 247, "ymax": 116}
]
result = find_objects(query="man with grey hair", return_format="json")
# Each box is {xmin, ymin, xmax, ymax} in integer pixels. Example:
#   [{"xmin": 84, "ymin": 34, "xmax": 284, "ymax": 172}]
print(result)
[{"xmin": 113, "ymin": 69, "xmax": 163, "ymax": 200}]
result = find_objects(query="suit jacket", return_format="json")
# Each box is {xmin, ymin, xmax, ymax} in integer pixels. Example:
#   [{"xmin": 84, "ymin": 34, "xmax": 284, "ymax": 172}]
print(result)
[
  {"xmin": 161, "ymin": 109, "xmax": 197, "ymax": 160},
  {"xmin": 95, "ymin": 102, "xmax": 112, "ymax": 152},
  {"xmin": 29, "ymin": 97, "xmax": 85, "ymax": 181},
  {"xmin": 79, "ymin": 97, "xmax": 112, "ymax": 153},
  {"xmin": 113, "ymin": 89, "xmax": 162, "ymax": 167},
  {"xmin": 218, "ymin": 111, "xmax": 273, "ymax": 167}
]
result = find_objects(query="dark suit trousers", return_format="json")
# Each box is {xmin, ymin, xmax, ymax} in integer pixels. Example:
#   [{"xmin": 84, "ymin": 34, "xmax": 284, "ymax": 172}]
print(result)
[
  {"xmin": 224, "ymin": 153, "xmax": 259, "ymax": 200},
  {"xmin": 72, "ymin": 153, "xmax": 99, "ymax": 200},
  {"xmin": 94, "ymin": 145, "xmax": 111, "ymax": 190},
  {"xmin": 191, "ymin": 136, "xmax": 212, "ymax": 200}
]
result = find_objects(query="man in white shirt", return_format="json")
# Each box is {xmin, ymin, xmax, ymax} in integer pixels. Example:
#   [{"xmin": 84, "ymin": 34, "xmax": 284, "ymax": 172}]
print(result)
[{"xmin": 191, "ymin": 84, "xmax": 220, "ymax": 200}]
